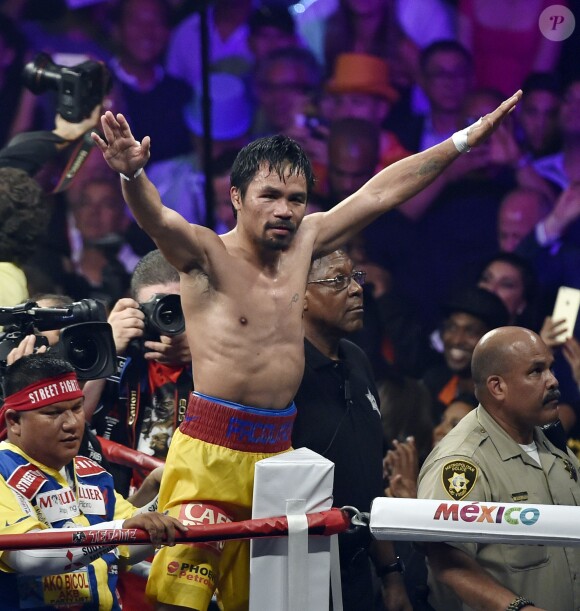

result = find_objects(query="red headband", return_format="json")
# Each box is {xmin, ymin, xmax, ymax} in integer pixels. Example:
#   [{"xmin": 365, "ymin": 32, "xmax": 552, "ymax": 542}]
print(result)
[{"xmin": 0, "ymin": 373, "xmax": 83, "ymax": 440}]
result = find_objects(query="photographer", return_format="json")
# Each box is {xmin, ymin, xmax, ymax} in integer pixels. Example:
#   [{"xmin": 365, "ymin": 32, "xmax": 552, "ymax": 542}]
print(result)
[
  {"xmin": 1, "ymin": 292, "xmax": 119, "ymax": 464},
  {"xmin": 86, "ymin": 250, "xmax": 192, "ymax": 496},
  {"xmin": 0, "ymin": 51, "xmax": 109, "ymax": 306}
]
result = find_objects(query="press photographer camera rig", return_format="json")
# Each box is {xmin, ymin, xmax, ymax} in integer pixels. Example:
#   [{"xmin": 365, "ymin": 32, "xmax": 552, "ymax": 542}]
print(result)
[
  {"xmin": 0, "ymin": 299, "xmax": 117, "ymax": 383},
  {"xmin": 22, "ymin": 52, "xmax": 111, "ymax": 123},
  {"xmin": 140, "ymin": 294, "xmax": 185, "ymax": 341}
]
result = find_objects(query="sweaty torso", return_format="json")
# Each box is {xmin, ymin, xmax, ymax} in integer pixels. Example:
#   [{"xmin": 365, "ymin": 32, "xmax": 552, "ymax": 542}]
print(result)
[{"xmin": 180, "ymin": 230, "xmax": 315, "ymax": 409}]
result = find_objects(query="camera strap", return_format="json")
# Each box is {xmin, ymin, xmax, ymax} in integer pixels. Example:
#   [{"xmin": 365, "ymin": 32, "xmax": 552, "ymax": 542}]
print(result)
[
  {"xmin": 50, "ymin": 129, "xmax": 98, "ymax": 193},
  {"xmin": 120, "ymin": 358, "xmax": 192, "ymax": 449}
]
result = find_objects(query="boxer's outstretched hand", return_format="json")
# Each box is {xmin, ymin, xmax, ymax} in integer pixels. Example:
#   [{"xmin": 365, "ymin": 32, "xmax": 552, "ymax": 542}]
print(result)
[
  {"xmin": 466, "ymin": 90, "xmax": 522, "ymax": 150},
  {"xmin": 91, "ymin": 111, "xmax": 150, "ymax": 176}
]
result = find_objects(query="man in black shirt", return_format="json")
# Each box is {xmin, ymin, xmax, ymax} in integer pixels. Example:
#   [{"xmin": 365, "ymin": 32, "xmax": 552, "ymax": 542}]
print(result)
[{"xmin": 292, "ymin": 249, "xmax": 411, "ymax": 611}]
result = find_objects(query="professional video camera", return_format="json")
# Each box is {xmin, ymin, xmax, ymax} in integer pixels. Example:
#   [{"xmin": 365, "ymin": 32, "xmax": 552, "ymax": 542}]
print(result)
[
  {"xmin": 0, "ymin": 299, "xmax": 117, "ymax": 380},
  {"xmin": 22, "ymin": 52, "xmax": 111, "ymax": 123},
  {"xmin": 139, "ymin": 294, "xmax": 185, "ymax": 342}
]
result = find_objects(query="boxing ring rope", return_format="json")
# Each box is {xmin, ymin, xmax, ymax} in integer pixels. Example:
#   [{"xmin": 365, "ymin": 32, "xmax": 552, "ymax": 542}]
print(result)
[
  {"xmin": 4, "ymin": 442, "xmax": 578, "ymax": 610},
  {"xmin": 2, "ymin": 493, "xmax": 580, "ymax": 610},
  {"xmin": 0, "ymin": 508, "xmax": 351, "ymax": 551},
  {"xmin": 3, "ymin": 497, "xmax": 580, "ymax": 550},
  {"xmin": 96, "ymin": 437, "xmax": 164, "ymax": 473}
]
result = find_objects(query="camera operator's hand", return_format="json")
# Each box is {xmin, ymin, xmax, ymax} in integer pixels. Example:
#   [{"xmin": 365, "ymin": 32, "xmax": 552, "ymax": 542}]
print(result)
[
  {"xmin": 54, "ymin": 104, "xmax": 102, "ymax": 145},
  {"xmin": 91, "ymin": 111, "xmax": 150, "ymax": 176},
  {"xmin": 108, "ymin": 298, "xmax": 145, "ymax": 355},
  {"xmin": 144, "ymin": 333, "xmax": 191, "ymax": 366},
  {"xmin": 6, "ymin": 334, "xmax": 47, "ymax": 366}
]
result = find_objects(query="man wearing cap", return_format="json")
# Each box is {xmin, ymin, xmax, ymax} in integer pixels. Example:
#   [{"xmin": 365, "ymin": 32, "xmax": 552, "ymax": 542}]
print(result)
[
  {"xmin": 0, "ymin": 353, "xmax": 186, "ymax": 610},
  {"xmin": 324, "ymin": 52, "xmax": 410, "ymax": 170},
  {"xmin": 418, "ymin": 326, "xmax": 580, "ymax": 611},
  {"xmin": 422, "ymin": 286, "xmax": 510, "ymax": 423}
]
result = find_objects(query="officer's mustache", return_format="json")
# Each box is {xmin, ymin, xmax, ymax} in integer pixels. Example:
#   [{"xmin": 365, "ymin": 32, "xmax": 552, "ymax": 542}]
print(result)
[{"xmin": 543, "ymin": 389, "xmax": 561, "ymax": 404}]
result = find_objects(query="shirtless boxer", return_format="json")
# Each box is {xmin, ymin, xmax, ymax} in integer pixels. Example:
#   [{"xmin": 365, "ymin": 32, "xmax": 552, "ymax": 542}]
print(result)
[{"xmin": 92, "ymin": 90, "xmax": 522, "ymax": 611}]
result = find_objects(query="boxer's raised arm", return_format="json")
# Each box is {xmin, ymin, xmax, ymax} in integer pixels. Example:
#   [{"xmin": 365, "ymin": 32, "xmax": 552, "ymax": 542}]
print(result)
[
  {"xmin": 308, "ymin": 90, "xmax": 522, "ymax": 257},
  {"xmin": 91, "ymin": 112, "xmax": 221, "ymax": 272}
]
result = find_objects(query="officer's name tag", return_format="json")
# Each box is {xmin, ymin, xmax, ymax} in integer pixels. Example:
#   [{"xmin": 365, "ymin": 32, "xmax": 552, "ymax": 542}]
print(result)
[
  {"xmin": 77, "ymin": 484, "xmax": 106, "ymax": 515},
  {"xmin": 36, "ymin": 487, "xmax": 80, "ymax": 522}
]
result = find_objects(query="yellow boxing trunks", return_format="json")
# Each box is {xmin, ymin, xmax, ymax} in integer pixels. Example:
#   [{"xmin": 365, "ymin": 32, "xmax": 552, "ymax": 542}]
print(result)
[{"xmin": 146, "ymin": 391, "xmax": 296, "ymax": 611}]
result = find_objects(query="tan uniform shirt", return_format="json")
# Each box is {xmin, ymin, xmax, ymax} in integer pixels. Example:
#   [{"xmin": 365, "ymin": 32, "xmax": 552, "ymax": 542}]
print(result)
[{"xmin": 418, "ymin": 406, "xmax": 580, "ymax": 611}]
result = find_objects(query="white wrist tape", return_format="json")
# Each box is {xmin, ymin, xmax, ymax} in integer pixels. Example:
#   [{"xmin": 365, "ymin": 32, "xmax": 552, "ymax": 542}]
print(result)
[
  {"xmin": 120, "ymin": 167, "xmax": 143, "ymax": 181},
  {"xmin": 120, "ymin": 140, "xmax": 143, "ymax": 181},
  {"xmin": 452, "ymin": 117, "xmax": 482, "ymax": 153}
]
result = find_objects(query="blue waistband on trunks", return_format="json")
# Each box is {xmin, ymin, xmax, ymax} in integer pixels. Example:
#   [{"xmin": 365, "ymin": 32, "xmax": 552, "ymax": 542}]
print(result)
[{"xmin": 179, "ymin": 391, "xmax": 296, "ymax": 452}]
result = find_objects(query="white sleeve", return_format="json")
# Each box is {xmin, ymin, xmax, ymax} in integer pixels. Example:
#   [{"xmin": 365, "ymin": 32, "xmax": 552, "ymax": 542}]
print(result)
[{"xmin": 3, "ymin": 520, "xmax": 125, "ymax": 576}]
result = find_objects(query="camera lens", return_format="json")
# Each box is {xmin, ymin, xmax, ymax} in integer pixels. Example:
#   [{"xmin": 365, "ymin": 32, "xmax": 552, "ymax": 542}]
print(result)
[
  {"xmin": 57, "ymin": 322, "xmax": 117, "ymax": 380},
  {"xmin": 158, "ymin": 302, "xmax": 178, "ymax": 327},
  {"xmin": 146, "ymin": 294, "xmax": 185, "ymax": 336},
  {"xmin": 22, "ymin": 52, "xmax": 62, "ymax": 95},
  {"xmin": 67, "ymin": 335, "xmax": 98, "ymax": 372}
]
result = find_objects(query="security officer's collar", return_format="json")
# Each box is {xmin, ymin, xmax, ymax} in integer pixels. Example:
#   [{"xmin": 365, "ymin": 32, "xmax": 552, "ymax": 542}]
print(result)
[{"xmin": 477, "ymin": 406, "xmax": 541, "ymax": 463}]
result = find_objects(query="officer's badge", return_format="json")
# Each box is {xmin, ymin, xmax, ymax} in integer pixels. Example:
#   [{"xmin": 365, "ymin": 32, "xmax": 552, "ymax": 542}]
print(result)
[
  {"xmin": 563, "ymin": 458, "xmax": 578, "ymax": 482},
  {"xmin": 442, "ymin": 460, "xmax": 478, "ymax": 500}
]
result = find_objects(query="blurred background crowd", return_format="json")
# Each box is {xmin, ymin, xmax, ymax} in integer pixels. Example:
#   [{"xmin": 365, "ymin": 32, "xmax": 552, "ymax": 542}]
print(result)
[{"xmin": 2, "ymin": 0, "xmax": 580, "ymax": 474}]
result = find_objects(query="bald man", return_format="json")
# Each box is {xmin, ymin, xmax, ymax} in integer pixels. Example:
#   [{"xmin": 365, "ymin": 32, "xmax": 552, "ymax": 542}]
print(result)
[
  {"xmin": 500, "ymin": 184, "xmax": 580, "ymax": 307},
  {"xmin": 418, "ymin": 327, "xmax": 580, "ymax": 611},
  {"xmin": 497, "ymin": 187, "xmax": 552, "ymax": 253}
]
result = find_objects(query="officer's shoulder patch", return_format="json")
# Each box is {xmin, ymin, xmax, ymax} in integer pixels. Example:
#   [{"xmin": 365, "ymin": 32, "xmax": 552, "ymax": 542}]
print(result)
[{"xmin": 441, "ymin": 459, "xmax": 478, "ymax": 500}]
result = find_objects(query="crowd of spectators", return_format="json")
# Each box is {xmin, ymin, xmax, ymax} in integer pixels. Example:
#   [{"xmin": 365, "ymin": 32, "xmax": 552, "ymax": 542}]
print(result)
[
  {"xmin": 2, "ymin": 0, "xmax": 580, "ymax": 608},
  {"xmin": 3, "ymin": 0, "xmax": 580, "ymax": 488}
]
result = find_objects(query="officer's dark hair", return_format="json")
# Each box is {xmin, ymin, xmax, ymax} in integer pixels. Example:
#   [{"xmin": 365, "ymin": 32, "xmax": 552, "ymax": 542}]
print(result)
[
  {"xmin": 230, "ymin": 135, "xmax": 316, "ymax": 217},
  {"xmin": 130, "ymin": 249, "xmax": 180, "ymax": 298},
  {"xmin": 0, "ymin": 168, "xmax": 48, "ymax": 264},
  {"xmin": 3, "ymin": 353, "xmax": 74, "ymax": 398},
  {"xmin": 420, "ymin": 39, "xmax": 473, "ymax": 73}
]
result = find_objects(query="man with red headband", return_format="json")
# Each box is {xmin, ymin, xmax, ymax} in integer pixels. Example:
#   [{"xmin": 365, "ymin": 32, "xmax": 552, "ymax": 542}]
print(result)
[{"xmin": 0, "ymin": 353, "xmax": 187, "ymax": 610}]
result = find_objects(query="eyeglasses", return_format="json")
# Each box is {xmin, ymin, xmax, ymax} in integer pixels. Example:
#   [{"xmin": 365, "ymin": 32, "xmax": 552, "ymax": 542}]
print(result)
[{"xmin": 307, "ymin": 270, "xmax": 366, "ymax": 291}]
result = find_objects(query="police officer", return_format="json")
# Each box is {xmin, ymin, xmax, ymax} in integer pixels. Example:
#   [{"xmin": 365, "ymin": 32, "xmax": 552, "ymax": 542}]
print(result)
[{"xmin": 418, "ymin": 326, "xmax": 580, "ymax": 611}]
